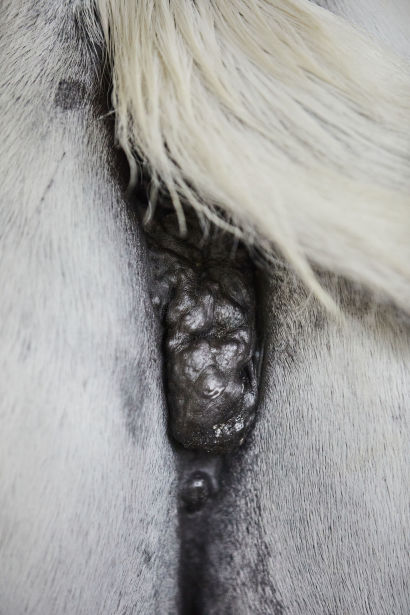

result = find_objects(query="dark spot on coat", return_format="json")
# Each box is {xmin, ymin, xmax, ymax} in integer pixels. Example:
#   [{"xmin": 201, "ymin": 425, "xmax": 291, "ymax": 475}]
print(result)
[{"xmin": 55, "ymin": 79, "xmax": 87, "ymax": 110}]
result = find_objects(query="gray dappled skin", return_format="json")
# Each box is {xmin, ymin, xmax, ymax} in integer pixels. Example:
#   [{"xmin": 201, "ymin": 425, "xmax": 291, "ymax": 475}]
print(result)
[
  {"xmin": 199, "ymin": 273, "xmax": 410, "ymax": 614},
  {"xmin": 0, "ymin": 2, "xmax": 178, "ymax": 613}
]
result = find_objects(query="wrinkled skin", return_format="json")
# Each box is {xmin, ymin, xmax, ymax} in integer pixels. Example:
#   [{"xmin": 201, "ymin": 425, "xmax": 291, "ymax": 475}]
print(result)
[{"xmin": 143, "ymin": 209, "xmax": 259, "ymax": 452}]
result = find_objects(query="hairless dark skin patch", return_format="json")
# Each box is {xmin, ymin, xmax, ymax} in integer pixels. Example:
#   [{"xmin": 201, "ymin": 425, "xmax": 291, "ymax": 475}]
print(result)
[{"xmin": 143, "ymin": 204, "xmax": 260, "ymax": 454}]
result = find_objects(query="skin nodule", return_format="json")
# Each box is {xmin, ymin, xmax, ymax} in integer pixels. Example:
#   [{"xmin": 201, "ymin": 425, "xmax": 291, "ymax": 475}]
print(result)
[{"xmin": 143, "ymin": 206, "xmax": 260, "ymax": 453}]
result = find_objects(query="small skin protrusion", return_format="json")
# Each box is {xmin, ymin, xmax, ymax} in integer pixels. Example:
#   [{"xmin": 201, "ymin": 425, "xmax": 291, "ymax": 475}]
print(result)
[{"xmin": 180, "ymin": 471, "xmax": 213, "ymax": 513}]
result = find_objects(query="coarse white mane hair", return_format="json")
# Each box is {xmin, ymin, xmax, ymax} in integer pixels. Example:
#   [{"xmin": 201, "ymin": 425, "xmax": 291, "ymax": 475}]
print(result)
[{"xmin": 84, "ymin": 0, "xmax": 410, "ymax": 313}]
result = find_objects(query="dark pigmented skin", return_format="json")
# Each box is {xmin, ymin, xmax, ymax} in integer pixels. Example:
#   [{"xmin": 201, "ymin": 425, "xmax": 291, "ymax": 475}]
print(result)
[
  {"xmin": 54, "ymin": 79, "xmax": 86, "ymax": 110},
  {"xmin": 144, "ymin": 207, "xmax": 259, "ymax": 453},
  {"xmin": 180, "ymin": 471, "xmax": 213, "ymax": 513}
]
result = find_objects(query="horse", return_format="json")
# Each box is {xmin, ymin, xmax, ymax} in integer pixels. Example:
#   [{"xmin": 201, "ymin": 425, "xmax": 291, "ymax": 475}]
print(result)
[{"xmin": 0, "ymin": 1, "xmax": 409, "ymax": 613}]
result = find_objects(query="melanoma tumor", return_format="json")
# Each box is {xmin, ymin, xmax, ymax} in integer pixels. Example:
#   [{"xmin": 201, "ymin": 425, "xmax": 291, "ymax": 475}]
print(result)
[{"xmin": 142, "ymin": 203, "xmax": 260, "ymax": 453}]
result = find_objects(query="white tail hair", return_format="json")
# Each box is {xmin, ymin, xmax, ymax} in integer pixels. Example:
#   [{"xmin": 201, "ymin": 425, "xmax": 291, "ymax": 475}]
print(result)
[{"xmin": 85, "ymin": 0, "xmax": 410, "ymax": 312}]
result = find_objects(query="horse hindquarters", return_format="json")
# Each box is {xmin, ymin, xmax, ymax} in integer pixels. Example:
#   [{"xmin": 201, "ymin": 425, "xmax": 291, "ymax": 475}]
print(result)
[
  {"xmin": 0, "ymin": 1, "xmax": 409, "ymax": 614},
  {"xmin": 0, "ymin": 2, "xmax": 178, "ymax": 613},
  {"xmin": 199, "ymin": 275, "xmax": 410, "ymax": 614}
]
